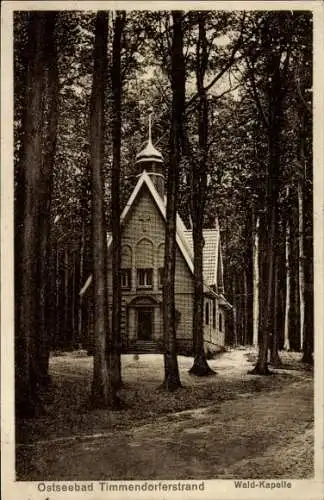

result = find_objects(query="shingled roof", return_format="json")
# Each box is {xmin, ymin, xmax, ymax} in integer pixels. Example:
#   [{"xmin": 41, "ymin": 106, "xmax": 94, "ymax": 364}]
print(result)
[{"xmin": 183, "ymin": 229, "xmax": 219, "ymax": 287}]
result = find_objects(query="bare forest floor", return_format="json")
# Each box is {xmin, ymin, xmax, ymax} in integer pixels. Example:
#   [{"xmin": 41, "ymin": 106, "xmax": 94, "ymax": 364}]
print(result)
[{"xmin": 16, "ymin": 348, "xmax": 314, "ymax": 480}]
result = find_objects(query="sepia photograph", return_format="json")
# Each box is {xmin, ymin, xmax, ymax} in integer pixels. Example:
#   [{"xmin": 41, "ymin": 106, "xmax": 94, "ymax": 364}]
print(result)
[{"xmin": 1, "ymin": 1, "xmax": 323, "ymax": 499}]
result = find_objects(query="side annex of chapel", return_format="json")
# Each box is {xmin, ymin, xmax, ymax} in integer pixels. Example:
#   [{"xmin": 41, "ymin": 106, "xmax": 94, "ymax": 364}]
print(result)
[{"xmin": 106, "ymin": 119, "xmax": 231, "ymax": 355}]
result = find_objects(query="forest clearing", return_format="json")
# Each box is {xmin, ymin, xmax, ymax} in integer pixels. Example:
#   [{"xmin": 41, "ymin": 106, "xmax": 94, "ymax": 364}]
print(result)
[{"xmin": 16, "ymin": 348, "xmax": 313, "ymax": 480}]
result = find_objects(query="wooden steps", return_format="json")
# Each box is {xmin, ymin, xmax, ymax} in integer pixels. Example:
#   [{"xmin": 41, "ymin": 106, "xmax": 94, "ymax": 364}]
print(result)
[{"xmin": 124, "ymin": 340, "xmax": 162, "ymax": 354}]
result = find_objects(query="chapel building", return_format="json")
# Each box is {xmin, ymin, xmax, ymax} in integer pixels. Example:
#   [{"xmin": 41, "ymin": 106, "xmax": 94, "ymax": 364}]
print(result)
[{"xmin": 106, "ymin": 118, "xmax": 231, "ymax": 355}]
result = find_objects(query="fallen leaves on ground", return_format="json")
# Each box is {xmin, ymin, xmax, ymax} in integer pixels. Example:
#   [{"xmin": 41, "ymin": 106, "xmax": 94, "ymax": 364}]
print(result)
[{"xmin": 16, "ymin": 349, "xmax": 312, "ymax": 445}]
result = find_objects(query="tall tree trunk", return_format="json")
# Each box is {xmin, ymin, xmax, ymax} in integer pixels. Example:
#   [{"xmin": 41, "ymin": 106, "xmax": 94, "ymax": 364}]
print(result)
[
  {"xmin": 232, "ymin": 275, "xmax": 238, "ymax": 346},
  {"xmin": 252, "ymin": 213, "xmax": 260, "ymax": 347},
  {"xmin": 301, "ymin": 186, "xmax": 313, "ymax": 364},
  {"xmin": 297, "ymin": 180, "xmax": 305, "ymax": 351},
  {"xmin": 270, "ymin": 253, "xmax": 282, "ymax": 366},
  {"xmin": 250, "ymin": 51, "xmax": 283, "ymax": 375},
  {"xmin": 37, "ymin": 12, "xmax": 58, "ymax": 384},
  {"xmin": 78, "ymin": 222, "xmax": 85, "ymax": 347},
  {"xmin": 258, "ymin": 207, "xmax": 277, "ymax": 373},
  {"xmin": 250, "ymin": 208, "xmax": 274, "ymax": 375},
  {"xmin": 283, "ymin": 193, "xmax": 291, "ymax": 350},
  {"xmin": 90, "ymin": 11, "xmax": 115, "ymax": 408},
  {"xmin": 293, "ymin": 47, "xmax": 312, "ymax": 362},
  {"xmin": 55, "ymin": 244, "xmax": 61, "ymax": 349},
  {"xmin": 301, "ymin": 147, "xmax": 313, "ymax": 363},
  {"xmin": 162, "ymin": 11, "xmax": 183, "ymax": 391},
  {"xmin": 246, "ymin": 209, "xmax": 254, "ymax": 345},
  {"xmin": 111, "ymin": 11, "xmax": 126, "ymax": 389},
  {"xmin": 64, "ymin": 248, "xmax": 69, "ymax": 348},
  {"xmin": 243, "ymin": 269, "xmax": 249, "ymax": 345},
  {"xmin": 290, "ymin": 211, "xmax": 300, "ymax": 351},
  {"xmin": 16, "ymin": 12, "xmax": 47, "ymax": 417},
  {"xmin": 71, "ymin": 251, "xmax": 76, "ymax": 347},
  {"xmin": 250, "ymin": 171, "xmax": 278, "ymax": 374},
  {"xmin": 189, "ymin": 13, "xmax": 214, "ymax": 376}
]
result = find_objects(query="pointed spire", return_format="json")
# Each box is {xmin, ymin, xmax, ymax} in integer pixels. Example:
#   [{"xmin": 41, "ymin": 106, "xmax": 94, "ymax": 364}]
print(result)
[{"xmin": 136, "ymin": 110, "xmax": 163, "ymax": 165}]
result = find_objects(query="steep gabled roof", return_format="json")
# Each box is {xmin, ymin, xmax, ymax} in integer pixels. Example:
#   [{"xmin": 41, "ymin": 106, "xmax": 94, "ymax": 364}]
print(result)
[{"xmin": 107, "ymin": 170, "xmax": 194, "ymax": 274}]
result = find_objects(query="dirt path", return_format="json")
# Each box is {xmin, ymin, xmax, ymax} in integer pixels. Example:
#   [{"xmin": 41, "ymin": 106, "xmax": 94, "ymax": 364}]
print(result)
[{"xmin": 17, "ymin": 378, "xmax": 313, "ymax": 480}]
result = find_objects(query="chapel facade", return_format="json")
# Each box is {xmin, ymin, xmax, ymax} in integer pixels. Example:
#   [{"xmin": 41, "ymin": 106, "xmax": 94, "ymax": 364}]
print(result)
[{"xmin": 106, "ymin": 118, "xmax": 231, "ymax": 355}]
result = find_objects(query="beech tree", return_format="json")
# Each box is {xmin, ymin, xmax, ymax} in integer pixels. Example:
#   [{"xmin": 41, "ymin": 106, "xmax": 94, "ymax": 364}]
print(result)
[
  {"xmin": 188, "ymin": 12, "xmax": 214, "ymax": 376},
  {"xmin": 38, "ymin": 13, "xmax": 59, "ymax": 384},
  {"xmin": 111, "ymin": 10, "xmax": 126, "ymax": 388},
  {"xmin": 245, "ymin": 13, "xmax": 294, "ymax": 374},
  {"xmin": 15, "ymin": 12, "xmax": 58, "ymax": 416},
  {"xmin": 292, "ymin": 12, "xmax": 313, "ymax": 362},
  {"xmin": 89, "ymin": 11, "xmax": 115, "ymax": 407},
  {"xmin": 162, "ymin": 11, "xmax": 184, "ymax": 390}
]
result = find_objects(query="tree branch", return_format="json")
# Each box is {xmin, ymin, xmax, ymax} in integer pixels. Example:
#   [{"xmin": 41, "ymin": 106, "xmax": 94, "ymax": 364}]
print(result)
[
  {"xmin": 185, "ymin": 12, "xmax": 247, "ymax": 110},
  {"xmin": 212, "ymin": 80, "xmax": 243, "ymax": 100},
  {"xmin": 295, "ymin": 59, "xmax": 312, "ymax": 115},
  {"xmin": 245, "ymin": 56, "xmax": 269, "ymax": 129}
]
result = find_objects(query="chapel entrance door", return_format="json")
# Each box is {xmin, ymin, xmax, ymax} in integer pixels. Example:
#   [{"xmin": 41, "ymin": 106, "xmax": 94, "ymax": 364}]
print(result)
[{"xmin": 137, "ymin": 308, "xmax": 153, "ymax": 340}]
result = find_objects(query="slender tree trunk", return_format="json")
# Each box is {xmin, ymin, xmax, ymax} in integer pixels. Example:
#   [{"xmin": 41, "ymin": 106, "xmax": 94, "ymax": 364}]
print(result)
[
  {"xmin": 294, "ymin": 65, "xmax": 313, "ymax": 363},
  {"xmin": 243, "ymin": 269, "xmax": 248, "ymax": 345},
  {"xmin": 290, "ymin": 209, "xmax": 300, "ymax": 351},
  {"xmin": 252, "ymin": 213, "xmax": 260, "ymax": 347},
  {"xmin": 90, "ymin": 11, "xmax": 115, "ymax": 408},
  {"xmin": 297, "ymin": 181, "xmax": 305, "ymax": 351},
  {"xmin": 55, "ymin": 244, "xmax": 61, "ymax": 349},
  {"xmin": 232, "ymin": 275, "xmax": 238, "ymax": 347},
  {"xmin": 301, "ymin": 159, "xmax": 313, "ymax": 364},
  {"xmin": 284, "ymin": 193, "xmax": 291, "ymax": 351},
  {"xmin": 249, "ymin": 209, "xmax": 273, "ymax": 375},
  {"xmin": 250, "ymin": 192, "xmax": 278, "ymax": 374},
  {"xmin": 48, "ymin": 230, "xmax": 57, "ymax": 354},
  {"xmin": 111, "ymin": 11, "xmax": 126, "ymax": 389},
  {"xmin": 38, "ymin": 209, "xmax": 53, "ymax": 383},
  {"xmin": 64, "ymin": 248, "xmax": 69, "ymax": 348},
  {"xmin": 237, "ymin": 277, "xmax": 242, "ymax": 344},
  {"xmin": 78, "ymin": 222, "xmax": 85, "ymax": 347},
  {"xmin": 71, "ymin": 251, "xmax": 76, "ymax": 347},
  {"xmin": 16, "ymin": 12, "xmax": 47, "ymax": 417},
  {"xmin": 189, "ymin": 13, "xmax": 214, "ymax": 376},
  {"xmin": 270, "ymin": 253, "xmax": 282, "ymax": 366},
  {"xmin": 245, "ymin": 209, "xmax": 254, "ymax": 345},
  {"xmin": 162, "ymin": 11, "xmax": 183, "ymax": 391},
  {"xmin": 250, "ymin": 53, "xmax": 283, "ymax": 376},
  {"xmin": 265, "ymin": 207, "xmax": 277, "ymax": 365},
  {"xmin": 301, "ymin": 291, "xmax": 313, "ymax": 363}
]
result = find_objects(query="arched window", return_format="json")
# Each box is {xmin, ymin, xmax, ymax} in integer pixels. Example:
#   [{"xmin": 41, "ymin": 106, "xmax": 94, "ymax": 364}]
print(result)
[
  {"xmin": 121, "ymin": 246, "xmax": 132, "ymax": 268},
  {"xmin": 205, "ymin": 301, "xmax": 209, "ymax": 325},
  {"xmin": 135, "ymin": 238, "xmax": 154, "ymax": 289},
  {"xmin": 121, "ymin": 246, "xmax": 132, "ymax": 289},
  {"xmin": 135, "ymin": 238, "xmax": 153, "ymax": 268}
]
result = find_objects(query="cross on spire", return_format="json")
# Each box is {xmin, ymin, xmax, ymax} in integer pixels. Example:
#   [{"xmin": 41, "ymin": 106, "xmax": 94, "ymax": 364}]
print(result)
[{"xmin": 135, "ymin": 107, "xmax": 163, "ymax": 165}]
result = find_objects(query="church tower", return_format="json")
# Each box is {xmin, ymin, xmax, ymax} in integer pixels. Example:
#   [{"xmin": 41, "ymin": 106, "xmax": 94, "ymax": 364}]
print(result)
[{"xmin": 135, "ymin": 112, "xmax": 165, "ymax": 198}]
